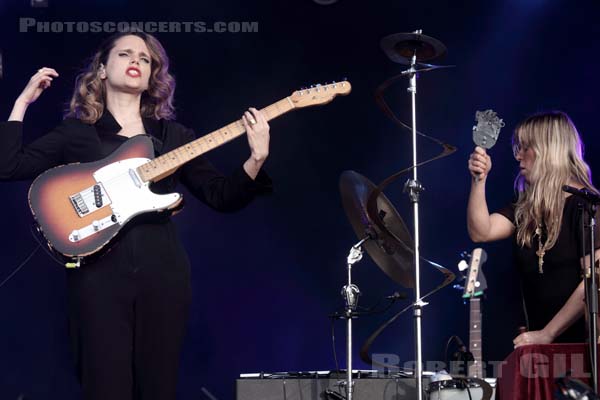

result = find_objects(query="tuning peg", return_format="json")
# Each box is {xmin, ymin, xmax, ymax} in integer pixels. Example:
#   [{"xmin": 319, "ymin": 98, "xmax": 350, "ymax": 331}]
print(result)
[{"xmin": 458, "ymin": 260, "xmax": 469, "ymax": 271}]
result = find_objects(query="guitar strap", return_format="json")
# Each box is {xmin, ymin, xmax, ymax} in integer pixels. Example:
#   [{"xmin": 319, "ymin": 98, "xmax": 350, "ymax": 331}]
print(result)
[
  {"xmin": 148, "ymin": 119, "xmax": 166, "ymax": 156},
  {"xmin": 149, "ymin": 135, "xmax": 164, "ymax": 157}
]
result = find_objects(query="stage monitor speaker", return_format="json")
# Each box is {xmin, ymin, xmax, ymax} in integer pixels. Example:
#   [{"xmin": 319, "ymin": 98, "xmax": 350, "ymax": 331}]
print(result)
[{"xmin": 236, "ymin": 377, "xmax": 430, "ymax": 400}]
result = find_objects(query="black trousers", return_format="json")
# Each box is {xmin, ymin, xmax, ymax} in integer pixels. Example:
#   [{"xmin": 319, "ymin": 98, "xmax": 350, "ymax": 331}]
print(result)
[{"xmin": 66, "ymin": 221, "xmax": 192, "ymax": 400}]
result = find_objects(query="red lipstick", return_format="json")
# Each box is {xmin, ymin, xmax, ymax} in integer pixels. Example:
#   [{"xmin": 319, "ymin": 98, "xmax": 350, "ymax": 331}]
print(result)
[{"xmin": 126, "ymin": 66, "xmax": 141, "ymax": 78}]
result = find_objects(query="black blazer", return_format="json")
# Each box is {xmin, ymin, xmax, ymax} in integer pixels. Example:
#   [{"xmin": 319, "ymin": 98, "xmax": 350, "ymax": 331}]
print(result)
[{"xmin": 0, "ymin": 111, "xmax": 271, "ymax": 212}]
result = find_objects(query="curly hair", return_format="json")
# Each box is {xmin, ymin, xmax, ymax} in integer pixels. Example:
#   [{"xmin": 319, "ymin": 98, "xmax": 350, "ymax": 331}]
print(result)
[
  {"xmin": 512, "ymin": 111, "xmax": 598, "ymax": 250},
  {"xmin": 66, "ymin": 31, "xmax": 176, "ymax": 123}
]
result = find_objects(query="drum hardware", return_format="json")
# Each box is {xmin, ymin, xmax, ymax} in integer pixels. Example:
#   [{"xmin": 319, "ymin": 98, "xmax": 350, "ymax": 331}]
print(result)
[
  {"xmin": 426, "ymin": 376, "xmax": 495, "ymax": 400},
  {"xmin": 339, "ymin": 170, "xmax": 455, "ymax": 398},
  {"xmin": 556, "ymin": 375, "xmax": 600, "ymax": 400},
  {"xmin": 375, "ymin": 30, "xmax": 450, "ymax": 400},
  {"xmin": 337, "ymin": 29, "xmax": 457, "ymax": 400}
]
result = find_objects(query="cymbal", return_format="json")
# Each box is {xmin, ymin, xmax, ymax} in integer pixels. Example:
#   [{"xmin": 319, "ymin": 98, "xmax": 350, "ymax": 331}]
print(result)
[
  {"xmin": 340, "ymin": 170, "xmax": 415, "ymax": 288},
  {"xmin": 380, "ymin": 31, "xmax": 447, "ymax": 64}
]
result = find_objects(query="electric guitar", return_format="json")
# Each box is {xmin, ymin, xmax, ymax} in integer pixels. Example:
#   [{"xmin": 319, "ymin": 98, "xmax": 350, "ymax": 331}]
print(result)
[
  {"xmin": 462, "ymin": 247, "xmax": 489, "ymax": 379},
  {"xmin": 28, "ymin": 81, "xmax": 352, "ymax": 266}
]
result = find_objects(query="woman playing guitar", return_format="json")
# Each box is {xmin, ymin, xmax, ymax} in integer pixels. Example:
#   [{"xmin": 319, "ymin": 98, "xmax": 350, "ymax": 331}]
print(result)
[{"xmin": 0, "ymin": 32, "xmax": 272, "ymax": 400}]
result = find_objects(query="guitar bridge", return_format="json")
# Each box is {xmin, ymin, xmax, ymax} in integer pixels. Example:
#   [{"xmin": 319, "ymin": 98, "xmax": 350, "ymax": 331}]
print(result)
[{"xmin": 69, "ymin": 183, "xmax": 111, "ymax": 217}]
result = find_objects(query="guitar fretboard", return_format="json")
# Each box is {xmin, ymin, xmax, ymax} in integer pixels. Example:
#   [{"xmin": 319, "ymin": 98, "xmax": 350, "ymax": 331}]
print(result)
[
  {"xmin": 468, "ymin": 297, "xmax": 483, "ymax": 378},
  {"xmin": 136, "ymin": 97, "xmax": 295, "ymax": 183}
]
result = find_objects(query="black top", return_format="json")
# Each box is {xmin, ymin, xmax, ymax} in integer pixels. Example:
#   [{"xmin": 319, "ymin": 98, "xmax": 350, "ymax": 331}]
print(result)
[
  {"xmin": 0, "ymin": 111, "xmax": 272, "ymax": 211},
  {"xmin": 497, "ymin": 195, "xmax": 599, "ymax": 343}
]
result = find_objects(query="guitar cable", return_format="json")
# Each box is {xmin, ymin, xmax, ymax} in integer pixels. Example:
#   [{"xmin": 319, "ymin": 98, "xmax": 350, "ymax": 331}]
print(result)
[
  {"xmin": 330, "ymin": 317, "xmax": 341, "ymax": 375},
  {"xmin": 329, "ymin": 293, "xmax": 406, "ymax": 377},
  {"xmin": 0, "ymin": 220, "xmax": 68, "ymax": 290},
  {"xmin": 29, "ymin": 223, "xmax": 70, "ymax": 267},
  {"xmin": 0, "ymin": 243, "xmax": 40, "ymax": 290}
]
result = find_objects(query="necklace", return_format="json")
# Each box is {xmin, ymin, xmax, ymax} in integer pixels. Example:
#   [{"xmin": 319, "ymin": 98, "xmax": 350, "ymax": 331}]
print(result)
[{"xmin": 535, "ymin": 225, "xmax": 545, "ymax": 274}]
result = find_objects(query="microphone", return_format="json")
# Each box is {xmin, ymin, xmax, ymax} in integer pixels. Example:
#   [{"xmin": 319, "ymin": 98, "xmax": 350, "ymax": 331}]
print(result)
[
  {"xmin": 342, "ymin": 284, "xmax": 360, "ymax": 310},
  {"xmin": 562, "ymin": 185, "xmax": 600, "ymax": 205},
  {"xmin": 454, "ymin": 335, "xmax": 467, "ymax": 352},
  {"xmin": 451, "ymin": 335, "xmax": 474, "ymax": 365}
]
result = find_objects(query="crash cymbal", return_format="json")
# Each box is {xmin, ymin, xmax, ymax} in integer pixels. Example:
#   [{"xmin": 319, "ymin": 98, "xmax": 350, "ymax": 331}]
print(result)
[
  {"xmin": 380, "ymin": 31, "xmax": 447, "ymax": 64},
  {"xmin": 340, "ymin": 170, "xmax": 415, "ymax": 288}
]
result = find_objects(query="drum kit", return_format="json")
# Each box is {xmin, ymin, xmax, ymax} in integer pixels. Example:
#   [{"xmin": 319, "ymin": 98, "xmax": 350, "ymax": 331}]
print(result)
[{"xmin": 336, "ymin": 30, "xmax": 495, "ymax": 400}]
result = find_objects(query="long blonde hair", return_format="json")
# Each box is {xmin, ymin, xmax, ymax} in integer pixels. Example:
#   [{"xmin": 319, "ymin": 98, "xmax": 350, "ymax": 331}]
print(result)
[
  {"xmin": 513, "ymin": 111, "xmax": 597, "ymax": 249},
  {"xmin": 66, "ymin": 32, "xmax": 176, "ymax": 123}
]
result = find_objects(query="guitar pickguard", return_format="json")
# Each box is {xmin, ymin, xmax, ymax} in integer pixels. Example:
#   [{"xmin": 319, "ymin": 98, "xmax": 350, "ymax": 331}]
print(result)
[{"xmin": 67, "ymin": 157, "xmax": 181, "ymax": 244}]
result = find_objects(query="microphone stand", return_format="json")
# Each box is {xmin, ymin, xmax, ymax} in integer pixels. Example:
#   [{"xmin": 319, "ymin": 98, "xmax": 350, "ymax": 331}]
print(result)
[
  {"xmin": 581, "ymin": 200, "xmax": 598, "ymax": 393},
  {"xmin": 567, "ymin": 186, "xmax": 600, "ymax": 392},
  {"xmin": 340, "ymin": 236, "xmax": 369, "ymax": 400}
]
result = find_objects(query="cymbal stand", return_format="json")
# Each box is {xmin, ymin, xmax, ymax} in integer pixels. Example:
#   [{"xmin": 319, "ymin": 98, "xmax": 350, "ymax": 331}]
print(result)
[{"xmin": 402, "ymin": 49, "xmax": 427, "ymax": 400}]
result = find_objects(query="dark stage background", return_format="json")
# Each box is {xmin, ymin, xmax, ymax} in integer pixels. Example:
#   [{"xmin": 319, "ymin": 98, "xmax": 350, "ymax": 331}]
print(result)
[{"xmin": 1, "ymin": 0, "xmax": 599, "ymax": 399}]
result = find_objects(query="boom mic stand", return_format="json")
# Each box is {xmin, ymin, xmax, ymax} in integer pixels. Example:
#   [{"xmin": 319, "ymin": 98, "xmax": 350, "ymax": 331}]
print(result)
[{"xmin": 564, "ymin": 184, "xmax": 600, "ymax": 392}]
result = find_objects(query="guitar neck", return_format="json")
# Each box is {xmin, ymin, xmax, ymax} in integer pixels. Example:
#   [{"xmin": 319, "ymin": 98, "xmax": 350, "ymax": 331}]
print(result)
[
  {"xmin": 468, "ymin": 297, "xmax": 483, "ymax": 378},
  {"xmin": 136, "ymin": 96, "xmax": 295, "ymax": 183}
]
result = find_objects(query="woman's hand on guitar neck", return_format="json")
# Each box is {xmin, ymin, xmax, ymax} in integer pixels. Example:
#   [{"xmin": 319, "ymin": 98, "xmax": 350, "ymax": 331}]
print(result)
[
  {"xmin": 242, "ymin": 107, "xmax": 270, "ymax": 180},
  {"xmin": 9, "ymin": 67, "xmax": 59, "ymax": 122}
]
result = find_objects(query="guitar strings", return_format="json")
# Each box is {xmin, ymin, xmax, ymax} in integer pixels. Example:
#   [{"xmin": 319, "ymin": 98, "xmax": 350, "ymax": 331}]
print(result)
[{"xmin": 74, "ymin": 104, "xmax": 285, "ymax": 206}]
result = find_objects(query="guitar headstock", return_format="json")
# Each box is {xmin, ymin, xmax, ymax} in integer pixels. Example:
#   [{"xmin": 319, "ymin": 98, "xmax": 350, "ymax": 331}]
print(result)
[
  {"xmin": 462, "ymin": 248, "xmax": 488, "ymax": 299},
  {"xmin": 472, "ymin": 109, "xmax": 504, "ymax": 149},
  {"xmin": 289, "ymin": 81, "xmax": 352, "ymax": 109}
]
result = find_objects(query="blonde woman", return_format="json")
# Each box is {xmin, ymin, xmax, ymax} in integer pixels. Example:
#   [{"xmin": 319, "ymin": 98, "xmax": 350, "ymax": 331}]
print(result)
[
  {"xmin": 467, "ymin": 111, "xmax": 599, "ymax": 348},
  {"xmin": 0, "ymin": 32, "xmax": 272, "ymax": 400}
]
